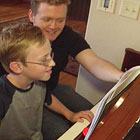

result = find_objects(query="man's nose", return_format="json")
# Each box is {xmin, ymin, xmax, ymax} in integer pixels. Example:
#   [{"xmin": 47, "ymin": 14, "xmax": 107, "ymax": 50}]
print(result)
[{"xmin": 49, "ymin": 20, "xmax": 57, "ymax": 29}]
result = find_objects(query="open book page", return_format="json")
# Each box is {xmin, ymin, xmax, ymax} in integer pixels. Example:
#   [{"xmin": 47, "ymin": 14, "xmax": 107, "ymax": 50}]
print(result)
[{"xmin": 84, "ymin": 66, "xmax": 140, "ymax": 140}]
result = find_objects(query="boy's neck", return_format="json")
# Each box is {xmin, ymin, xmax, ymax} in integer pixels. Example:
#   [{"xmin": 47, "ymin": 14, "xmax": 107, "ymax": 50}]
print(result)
[{"xmin": 7, "ymin": 74, "xmax": 33, "ymax": 90}]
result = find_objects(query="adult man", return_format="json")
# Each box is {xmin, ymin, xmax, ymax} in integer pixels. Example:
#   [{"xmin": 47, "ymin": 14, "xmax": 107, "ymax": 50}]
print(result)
[
  {"xmin": 0, "ymin": 0, "xmax": 123, "ymax": 139},
  {"xmin": 28, "ymin": 0, "xmax": 123, "ymax": 139}
]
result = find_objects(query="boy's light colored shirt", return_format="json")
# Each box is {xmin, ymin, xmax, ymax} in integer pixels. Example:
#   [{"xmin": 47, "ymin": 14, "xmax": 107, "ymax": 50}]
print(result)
[{"xmin": 0, "ymin": 75, "xmax": 46, "ymax": 140}]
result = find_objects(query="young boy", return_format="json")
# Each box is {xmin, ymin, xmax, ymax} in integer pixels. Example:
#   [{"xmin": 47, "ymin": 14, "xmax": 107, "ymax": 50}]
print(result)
[
  {"xmin": 0, "ymin": 23, "xmax": 93, "ymax": 140},
  {"xmin": 0, "ymin": 23, "xmax": 55, "ymax": 140}
]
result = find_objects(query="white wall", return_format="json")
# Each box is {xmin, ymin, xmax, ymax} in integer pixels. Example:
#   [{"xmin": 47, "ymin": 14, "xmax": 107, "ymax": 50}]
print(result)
[{"xmin": 76, "ymin": 0, "xmax": 140, "ymax": 104}]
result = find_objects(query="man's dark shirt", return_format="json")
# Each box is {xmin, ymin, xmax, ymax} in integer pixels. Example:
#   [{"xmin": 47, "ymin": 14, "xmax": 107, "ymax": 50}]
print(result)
[{"xmin": 46, "ymin": 26, "xmax": 90, "ymax": 89}]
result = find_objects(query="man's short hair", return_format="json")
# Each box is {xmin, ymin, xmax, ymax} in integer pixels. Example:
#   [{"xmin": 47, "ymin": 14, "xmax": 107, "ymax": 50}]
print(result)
[
  {"xmin": 30, "ymin": 0, "xmax": 71, "ymax": 14},
  {"xmin": 0, "ymin": 23, "xmax": 47, "ymax": 73}
]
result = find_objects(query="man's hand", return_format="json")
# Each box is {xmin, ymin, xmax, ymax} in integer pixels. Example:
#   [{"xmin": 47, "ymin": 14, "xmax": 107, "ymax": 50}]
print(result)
[
  {"xmin": 68, "ymin": 110, "xmax": 93, "ymax": 123},
  {"xmin": 46, "ymin": 95, "xmax": 94, "ymax": 123}
]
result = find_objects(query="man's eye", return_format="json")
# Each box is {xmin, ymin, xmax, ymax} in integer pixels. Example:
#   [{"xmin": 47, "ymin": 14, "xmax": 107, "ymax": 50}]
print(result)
[
  {"xmin": 57, "ymin": 19, "xmax": 64, "ymax": 23},
  {"xmin": 42, "ymin": 19, "xmax": 51, "ymax": 22}
]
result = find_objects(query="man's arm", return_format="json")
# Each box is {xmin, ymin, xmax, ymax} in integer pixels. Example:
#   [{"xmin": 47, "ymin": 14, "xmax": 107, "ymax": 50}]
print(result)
[
  {"xmin": 44, "ymin": 94, "xmax": 93, "ymax": 123},
  {"xmin": 76, "ymin": 48, "xmax": 123, "ymax": 82}
]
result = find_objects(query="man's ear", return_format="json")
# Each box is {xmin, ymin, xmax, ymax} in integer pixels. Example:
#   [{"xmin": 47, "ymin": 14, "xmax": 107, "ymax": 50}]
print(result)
[
  {"xmin": 9, "ymin": 62, "xmax": 23, "ymax": 74},
  {"xmin": 28, "ymin": 9, "xmax": 34, "ymax": 22}
]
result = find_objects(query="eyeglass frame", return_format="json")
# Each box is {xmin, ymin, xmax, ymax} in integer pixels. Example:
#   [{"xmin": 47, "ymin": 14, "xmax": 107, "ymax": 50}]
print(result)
[{"xmin": 25, "ymin": 52, "xmax": 54, "ymax": 67}]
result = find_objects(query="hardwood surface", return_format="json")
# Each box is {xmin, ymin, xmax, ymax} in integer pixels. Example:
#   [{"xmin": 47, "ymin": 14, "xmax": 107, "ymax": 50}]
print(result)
[
  {"xmin": 0, "ymin": 2, "xmax": 29, "ymax": 22},
  {"xmin": 75, "ymin": 75, "xmax": 140, "ymax": 140},
  {"xmin": 59, "ymin": 72, "xmax": 77, "ymax": 89}
]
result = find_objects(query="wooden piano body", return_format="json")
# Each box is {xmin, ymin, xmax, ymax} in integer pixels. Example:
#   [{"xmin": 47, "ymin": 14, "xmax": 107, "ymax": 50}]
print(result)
[{"xmin": 58, "ymin": 67, "xmax": 140, "ymax": 140}]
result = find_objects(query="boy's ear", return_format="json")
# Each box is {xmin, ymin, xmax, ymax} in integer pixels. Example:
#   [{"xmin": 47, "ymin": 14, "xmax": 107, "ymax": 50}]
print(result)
[
  {"xmin": 28, "ymin": 9, "xmax": 34, "ymax": 22},
  {"xmin": 9, "ymin": 62, "xmax": 23, "ymax": 74}
]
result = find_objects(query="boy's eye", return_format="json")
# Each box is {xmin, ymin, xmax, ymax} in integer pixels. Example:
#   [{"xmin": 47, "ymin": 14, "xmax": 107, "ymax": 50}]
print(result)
[{"xmin": 41, "ymin": 59, "xmax": 47, "ymax": 62}]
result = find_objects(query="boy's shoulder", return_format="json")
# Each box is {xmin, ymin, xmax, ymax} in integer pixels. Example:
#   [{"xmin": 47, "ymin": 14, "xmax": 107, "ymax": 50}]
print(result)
[
  {"xmin": 0, "ymin": 75, "xmax": 8, "ymax": 91},
  {"xmin": 0, "ymin": 75, "xmax": 14, "ymax": 101},
  {"xmin": 0, "ymin": 75, "xmax": 16, "ymax": 106},
  {"xmin": 0, "ymin": 75, "xmax": 14, "ymax": 119},
  {"xmin": 0, "ymin": 75, "xmax": 13, "ymax": 91}
]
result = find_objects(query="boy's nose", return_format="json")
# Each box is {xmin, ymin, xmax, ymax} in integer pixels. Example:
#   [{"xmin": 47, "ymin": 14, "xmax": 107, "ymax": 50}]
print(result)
[{"xmin": 49, "ymin": 59, "xmax": 55, "ymax": 67}]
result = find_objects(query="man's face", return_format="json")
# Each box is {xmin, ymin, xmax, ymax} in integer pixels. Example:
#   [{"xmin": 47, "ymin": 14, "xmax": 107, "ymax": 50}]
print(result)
[{"xmin": 29, "ymin": 3, "xmax": 67, "ymax": 41}]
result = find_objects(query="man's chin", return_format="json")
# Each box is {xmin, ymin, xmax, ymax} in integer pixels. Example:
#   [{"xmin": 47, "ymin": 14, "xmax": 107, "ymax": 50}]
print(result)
[
  {"xmin": 48, "ymin": 36, "xmax": 58, "ymax": 42},
  {"xmin": 45, "ymin": 32, "xmax": 60, "ymax": 41}
]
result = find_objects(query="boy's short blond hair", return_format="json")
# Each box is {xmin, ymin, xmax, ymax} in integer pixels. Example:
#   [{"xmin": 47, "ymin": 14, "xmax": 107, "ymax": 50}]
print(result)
[
  {"xmin": 0, "ymin": 23, "xmax": 47, "ymax": 73},
  {"xmin": 30, "ymin": 0, "xmax": 71, "ymax": 14}
]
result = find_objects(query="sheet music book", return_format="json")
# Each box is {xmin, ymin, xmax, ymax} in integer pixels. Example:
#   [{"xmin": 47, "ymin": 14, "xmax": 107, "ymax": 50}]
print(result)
[{"xmin": 84, "ymin": 66, "xmax": 140, "ymax": 140}]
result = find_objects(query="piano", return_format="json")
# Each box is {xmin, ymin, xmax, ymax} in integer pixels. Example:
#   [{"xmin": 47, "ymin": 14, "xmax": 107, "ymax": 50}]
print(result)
[{"xmin": 58, "ymin": 67, "xmax": 140, "ymax": 140}]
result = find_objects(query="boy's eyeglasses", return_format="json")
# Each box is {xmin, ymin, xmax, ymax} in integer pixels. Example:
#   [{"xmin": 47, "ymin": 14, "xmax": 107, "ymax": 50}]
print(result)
[{"xmin": 25, "ymin": 52, "xmax": 54, "ymax": 67}]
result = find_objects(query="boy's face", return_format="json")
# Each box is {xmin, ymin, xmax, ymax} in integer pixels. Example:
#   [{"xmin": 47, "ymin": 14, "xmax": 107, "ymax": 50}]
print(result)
[
  {"xmin": 22, "ymin": 40, "xmax": 55, "ymax": 81},
  {"xmin": 29, "ymin": 3, "xmax": 67, "ymax": 41}
]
